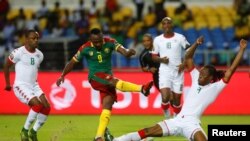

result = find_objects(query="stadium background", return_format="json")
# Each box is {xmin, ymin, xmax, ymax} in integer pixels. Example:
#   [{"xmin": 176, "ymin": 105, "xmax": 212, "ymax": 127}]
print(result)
[{"xmin": 0, "ymin": 0, "xmax": 250, "ymax": 114}]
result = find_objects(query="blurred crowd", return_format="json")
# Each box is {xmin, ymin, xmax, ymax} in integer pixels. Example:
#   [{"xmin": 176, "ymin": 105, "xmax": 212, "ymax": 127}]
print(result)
[{"xmin": 0, "ymin": 0, "xmax": 250, "ymax": 69}]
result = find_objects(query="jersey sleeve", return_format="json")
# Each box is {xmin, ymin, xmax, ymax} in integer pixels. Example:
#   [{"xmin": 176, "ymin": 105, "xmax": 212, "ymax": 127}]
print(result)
[
  {"xmin": 114, "ymin": 40, "xmax": 123, "ymax": 51},
  {"xmin": 180, "ymin": 35, "xmax": 190, "ymax": 50},
  {"xmin": 139, "ymin": 50, "xmax": 147, "ymax": 67},
  {"xmin": 190, "ymin": 68, "xmax": 199, "ymax": 83},
  {"xmin": 38, "ymin": 50, "xmax": 44, "ymax": 64},
  {"xmin": 9, "ymin": 48, "xmax": 21, "ymax": 63},
  {"xmin": 215, "ymin": 79, "xmax": 227, "ymax": 92},
  {"xmin": 152, "ymin": 38, "xmax": 159, "ymax": 55},
  {"xmin": 104, "ymin": 37, "xmax": 122, "ymax": 51},
  {"xmin": 73, "ymin": 45, "xmax": 86, "ymax": 62}
]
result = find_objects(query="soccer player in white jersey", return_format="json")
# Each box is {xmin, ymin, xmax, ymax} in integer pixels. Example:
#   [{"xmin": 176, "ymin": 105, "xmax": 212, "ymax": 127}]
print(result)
[
  {"xmin": 110, "ymin": 37, "xmax": 247, "ymax": 141},
  {"xmin": 152, "ymin": 17, "xmax": 190, "ymax": 117},
  {"xmin": 4, "ymin": 30, "xmax": 50, "ymax": 141}
]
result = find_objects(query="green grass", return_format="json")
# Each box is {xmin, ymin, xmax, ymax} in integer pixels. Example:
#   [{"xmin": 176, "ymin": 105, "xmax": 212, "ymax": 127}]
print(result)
[{"xmin": 0, "ymin": 115, "xmax": 250, "ymax": 141}]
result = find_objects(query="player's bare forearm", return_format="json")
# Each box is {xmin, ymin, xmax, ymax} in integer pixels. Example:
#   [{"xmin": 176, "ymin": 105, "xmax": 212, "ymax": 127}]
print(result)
[
  {"xmin": 3, "ymin": 61, "xmax": 12, "ymax": 90},
  {"xmin": 184, "ymin": 36, "xmax": 204, "ymax": 70},
  {"xmin": 57, "ymin": 59, "xmax": 77, "ymax": 86},
  {"xmin": 185, "ymin": 36, "xmax": 203, "ymax": 59},
  {"xmin": 3, "ymin": 62, "xmax": 11, "ymax": 85},
  {"xmin": 61, "ymin": 59, "xmax": 76, "ymax": 77},
  {"xmin": 152, "ymin": 55, "xmax": 168, "ymax": 64},
  {"xmin": 224, "ymin": 39, "xmax": 247, "ymax": 82},
  {"xmin": 117, "ymin": 46, "xmax": 135, "ymax": 57}
]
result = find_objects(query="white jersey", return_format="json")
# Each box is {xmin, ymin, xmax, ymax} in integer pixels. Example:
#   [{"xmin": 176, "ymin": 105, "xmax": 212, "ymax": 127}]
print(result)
[
  {"xmin": 177, "ymin": 68, "xmax": 227, "ymax": 121},
  {"xmin": 9, "ymin": 46, "xmax": 43, "ymax": 85},
  {"xmin": 152, "ymin": 32, "xmax": 190, "ymax": 71}
]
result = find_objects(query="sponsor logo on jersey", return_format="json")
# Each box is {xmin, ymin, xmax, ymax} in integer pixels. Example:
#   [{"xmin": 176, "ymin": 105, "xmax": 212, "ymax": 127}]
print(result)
[
  {"xmin": 104, "ymin": 48, "xmax": 110, "ymax": 53},
  {"xmin": 10, "ymin": 53, "xmax": 14, "ymax": 60},
  {"xmin": 89, "ymin": 51, "xmax": 93, "ymax": 56}
]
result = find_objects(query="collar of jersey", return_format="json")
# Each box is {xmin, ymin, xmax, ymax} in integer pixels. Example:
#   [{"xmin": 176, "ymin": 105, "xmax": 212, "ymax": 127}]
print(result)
[{"xmin": 90, "ymin": 39, "xmax": 106, "ymax": 47}]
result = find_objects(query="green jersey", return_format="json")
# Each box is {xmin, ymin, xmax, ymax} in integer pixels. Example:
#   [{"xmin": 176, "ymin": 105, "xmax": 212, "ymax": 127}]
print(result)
[{"xmin": 73, "ymin": 37, "xmax": 122, "ymax": 80}]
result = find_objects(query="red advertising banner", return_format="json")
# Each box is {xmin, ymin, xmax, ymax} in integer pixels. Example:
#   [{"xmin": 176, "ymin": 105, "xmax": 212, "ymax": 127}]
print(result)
[{"xmin": 0, "ymin": 71, "xmax": 249, "ymax": 115}]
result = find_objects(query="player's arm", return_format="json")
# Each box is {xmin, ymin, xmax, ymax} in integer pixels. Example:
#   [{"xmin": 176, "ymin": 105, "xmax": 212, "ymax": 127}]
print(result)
[
  {"xmin": 152, "ymin": 54, "xmax": 169, "ymax": 64},
  {"xmin": 184, "ymin": 36, "xmax": 204, "ymax": 71},
  {"xmin": 223, "ymin": 39, "xmax": 247, "ymax": 83},
  {"xmin": 117, "ymin": 46, "xmax": 136, "ymax": 58},
  {"xmin": 139, "ymin": 51, "xmax": 148, "ymax": 72},
  {"xmin": 3, "ymin": 58, "xmax": 14, "ymax": 91},
  {"xmin": 56, "ymin": 59, "xmax": 78, "ymax": 86}
]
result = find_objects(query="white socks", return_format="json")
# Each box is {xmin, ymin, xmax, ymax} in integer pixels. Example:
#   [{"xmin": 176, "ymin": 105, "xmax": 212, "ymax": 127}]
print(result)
[{"xmin": 24, "ymin": 109, "xmax": 38, "ymax": 130}]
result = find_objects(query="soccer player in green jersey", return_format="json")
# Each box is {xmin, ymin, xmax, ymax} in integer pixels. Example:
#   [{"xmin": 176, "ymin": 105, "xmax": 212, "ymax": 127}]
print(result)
[{"xmin": 56, "ymin": 28, "xmax": 153, "ymax": 141}]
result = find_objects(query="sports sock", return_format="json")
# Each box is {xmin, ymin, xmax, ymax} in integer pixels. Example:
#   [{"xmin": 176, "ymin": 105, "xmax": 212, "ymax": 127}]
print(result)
[
  {"xmin": 33, "ymin": 113, "xmax": 48, "ymax": 131},
  {"xmin": 96, "ymin": 109, "xmax": 111, "ymax": 138},
  {"xmin": 138, "ymin": 129, "xmax": 146, "ymax": 139},
  {"xmin": 161, "ymin": 102, "xmax": 170, "ymax": 110},
  {"xmin": 172, "ymin": 104, "xmax": 182, "ymax": 114},
  {"xmin": 116, "ymin": 80, "xmax": 141, "ymax": 92},
  {"xmin": 23, "ymin": 105, "xmax": 43, "ymax": 130}
]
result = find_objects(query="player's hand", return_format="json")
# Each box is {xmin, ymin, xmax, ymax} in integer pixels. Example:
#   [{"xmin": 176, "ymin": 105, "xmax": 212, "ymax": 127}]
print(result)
[
  {"xmin": 239, "ymin": 39, "xmax": 247, "ymax": 49},
  {"xmin": 126, "ymin": 49, "xmax": 136, "ymax": 57},
  {"xmin": 196, "ymin": 36, "xmax": 204, "ymax": 45},
  {"xmin": 160, "ymin": 57, "xmax": 169, "ymax": 64},
  {"xmin": 4, "ymin": 85, "xmax": 12, "ymax": 91},
  {"xmin": 149, "ymin": 67, "xmax": 157, "ymax": 73},
  {"xmin": 178, "ymin": 63, "xmax": 185, "ymax": 73},
  {"xmin": 56, "ymin": 76, "xmax": 64, "ymax": 86}
]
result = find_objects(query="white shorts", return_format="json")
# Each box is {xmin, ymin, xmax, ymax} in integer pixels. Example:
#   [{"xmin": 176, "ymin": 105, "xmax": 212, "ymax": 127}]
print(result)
[
  {"xmin": 159, "ymin": 69, "xmax": 184, "ymax": 93},
  {"xmin": 13, "ymin": 82, "xmax": 44, "ymax": 105},
  {"xmin": 157, "ymin": 116, "xmax": 206, "ymax": 141}
]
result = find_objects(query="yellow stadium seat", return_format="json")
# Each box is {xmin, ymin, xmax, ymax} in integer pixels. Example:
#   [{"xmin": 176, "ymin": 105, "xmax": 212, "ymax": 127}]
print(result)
[
  {"xmin": 24, "ymin": 9, "xmax": 34, "ymax": 20},
  {"xmin": 195, "ymin": 21, "xmax": 208, "ymax": 30},
  {"xmin": 208, "ymin": 20, "xmax": 220, "ymax": 29},
  {"xmin": 7, "ymin": 9, "xmax": 19, "ymax": 20},
  {"xmin": 220, "ymin": 17, "xmax": 233, "ymax": 29},
  {"xmin": 143, "ymin": 13, "xmax": 156, "ymax": 27},
  {"xmin": 183, "ymin": 21, "xmax": 195, "ymax": 30},
  {"xmin": 112, "ymin": 12, "xmax": 123, "ymax": 22},
  {"xmin": 165, "ymin": 6, "xmax": 175, "ymax": 18},
  {"xmin": 39, "ymin": 18, "xmax": 47, "ymax": 30},
  {"xmin": 190, "ymin": 6, "xmax": 203, "ymax": 17},
  {"xmin": 120, "ymin": 7, "xmax": 133, "ymax": 18}
]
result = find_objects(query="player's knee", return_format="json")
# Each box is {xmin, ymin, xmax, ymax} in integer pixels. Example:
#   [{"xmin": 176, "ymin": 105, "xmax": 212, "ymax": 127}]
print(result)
[
  {"xmin": 40, "ymin": 106, "xmax": 51, "ymax": 115},
  {"xmin": 110, "ymin": 78, "xmax": 119, "ymax": 87},
  {"xmin": 31, "ymin": 104, "xmax": 43, "ymax": 113}
]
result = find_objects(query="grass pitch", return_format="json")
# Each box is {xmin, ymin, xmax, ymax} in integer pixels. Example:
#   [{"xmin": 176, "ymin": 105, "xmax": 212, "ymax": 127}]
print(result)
[{"xmin": 0, "ymin": 115, "xmax": 250, "ymax": 141}]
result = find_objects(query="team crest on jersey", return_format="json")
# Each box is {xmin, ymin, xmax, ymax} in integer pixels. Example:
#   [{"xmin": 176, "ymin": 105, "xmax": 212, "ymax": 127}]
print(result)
[
  {"xmin": 36, "ymin": 54, "xmax": 40, "ymax": 58},
  {"xmin": 9, "ymin": 53, "xmax": 14, "ymax": 60},
  {"xmin": 104, "ymin": 48, "xmax": 110, "ymax": 53},
  {"xmin": 89, "ymin": 51, "xmax": 93, "ymax": 56},
  {"xmin": 166, "ymin": 42, "xmax": 171, "ymax": 49}
]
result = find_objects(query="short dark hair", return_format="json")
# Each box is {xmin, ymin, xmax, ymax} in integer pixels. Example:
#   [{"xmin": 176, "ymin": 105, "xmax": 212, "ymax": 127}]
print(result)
[
  {"xmin": 24, "ymin": 29, "xmax": 37, "ymax": 37},
  {"xmin": 90, "ymin": 28, "xmax": 102, "ymax": 35}
]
